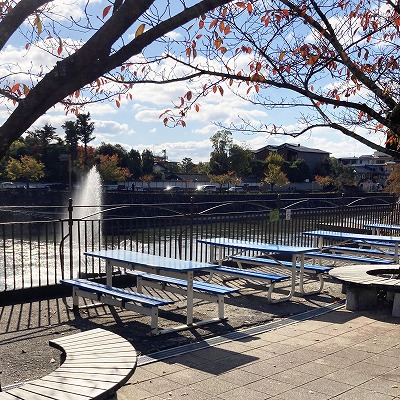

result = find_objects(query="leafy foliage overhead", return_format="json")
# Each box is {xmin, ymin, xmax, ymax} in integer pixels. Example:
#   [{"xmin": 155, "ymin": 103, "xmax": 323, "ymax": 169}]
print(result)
[{"xmin": 0, "ymin": 0, "xmax": 232, "ymax": 159}]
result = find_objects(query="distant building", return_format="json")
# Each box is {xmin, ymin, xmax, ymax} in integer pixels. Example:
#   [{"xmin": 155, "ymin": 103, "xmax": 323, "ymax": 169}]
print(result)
[
  {"xmin": 253, "ymin": 143, "xmax": 330, "ymax": 176},
  {"xmin": 339, "ymin": 151, "xmax": 396, "ymax": 191}
]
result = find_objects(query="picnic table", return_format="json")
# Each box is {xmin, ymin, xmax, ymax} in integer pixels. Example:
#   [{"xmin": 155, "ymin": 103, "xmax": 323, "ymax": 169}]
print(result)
[
  {"xmin": 197, "ymin": 237, "xmax": 321, "ymax": 299},
  {"xmin": 302, "ymin": 230, "xmax": 400, "ymax": 263},
  {"xmin": 364, "ymin": 223, "xmax": 400, "ymax": 235},
  {"xmin": 83, "ymin": 250, "xmax": 233, "ymax": 333}
]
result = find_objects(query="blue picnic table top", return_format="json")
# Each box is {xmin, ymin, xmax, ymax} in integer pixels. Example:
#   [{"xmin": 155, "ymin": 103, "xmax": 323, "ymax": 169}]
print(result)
[
  {"xmin": 197, "ymin": 237, "xmax": 318, "ymax": 254},
  {"xmin": 364, "ymin": 223, "xmax": 400, "ymax": 232},
  {"xmin": 84, "ymin": 249, "xmax": 217, "ymax": 272},
  {"xmin": 302, "ymin": 230, "xmax": 400, "ymax": 243}
]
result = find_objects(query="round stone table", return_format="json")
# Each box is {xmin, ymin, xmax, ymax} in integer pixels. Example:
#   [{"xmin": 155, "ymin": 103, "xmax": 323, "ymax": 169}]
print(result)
[{"xmin": 329, "ymin": 265, "xmax": 400, "ymax": 317}]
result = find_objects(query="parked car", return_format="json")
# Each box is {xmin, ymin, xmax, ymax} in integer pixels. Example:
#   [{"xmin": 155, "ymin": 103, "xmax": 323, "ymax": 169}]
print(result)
[
  {"xmin": 196, "ymin": 185, "xmax": 217, "ymax": 193},
  {"xmin": 228, "ymin": 186, "xmax": 244, "ymax": 192},
  {"xmin": 164, "ymin": 186, "xmax": 183, "ymax": 192}
]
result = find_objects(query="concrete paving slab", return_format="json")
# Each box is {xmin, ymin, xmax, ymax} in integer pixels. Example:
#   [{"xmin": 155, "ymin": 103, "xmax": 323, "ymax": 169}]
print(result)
[{"xmin": 116, "ymin": 307, "xmax": 400, "ymax": 400}]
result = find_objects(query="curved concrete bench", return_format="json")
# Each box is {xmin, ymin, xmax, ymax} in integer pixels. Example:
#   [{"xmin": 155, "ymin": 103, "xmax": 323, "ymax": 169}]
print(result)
[
  {"xmin": 0, "ymin": 328, "xmax": 137, "ymax": 400},
  {"xmin": 329, "ymin": 265, "xmax": 400, "ymax": 317}
]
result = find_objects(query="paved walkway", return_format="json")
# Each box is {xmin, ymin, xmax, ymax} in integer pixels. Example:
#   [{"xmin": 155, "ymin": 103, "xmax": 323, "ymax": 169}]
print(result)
[{"xmin": 117, "ymin": 306, "xmax": 400, "ymax": 400}]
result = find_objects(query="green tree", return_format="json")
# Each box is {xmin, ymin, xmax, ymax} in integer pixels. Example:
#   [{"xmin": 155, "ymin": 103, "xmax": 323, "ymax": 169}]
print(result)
[
  {"xmin": 62, "ymin": 120, "xmax": 80, "ymax": 165},
  {"xmin": 384, "ymin": 165, "xmax": 400, "ymax": 195},
  {"xmin": 209, "ymin": 130, "xmax": 232, "ymax": 175},
  {"xmin": 209, "ymin": 172, "xmax": 238, "ymax": 192},
  {"xmin": 32, "ymin": 124, "xmax": 60, "ymax": 157},
  {"xmin": 6, "ymin": 156, "xmax": 45, "ymax": 187},
  {"xmin": 263, "ymin": 153, "xmax": 289, "ymax": 191},
  {"xmin": 126, "ymin": 149, "xmax": 142, "ymax": 179},
  {"xmin": 263, "ymin": 165, "xmax": 289, "ymax": 192},
  {"xmin": 76, "ymin": 113, "xmax": 95, "ymax": 170},
  {"xmin": 229, "ymin": 144, "xmax": 254, "ymax": 177},
  {"xmin": 141, "ymin": 149, "xmax": 154, "ymax": 175},
  {"xmin": 315, "ymin": 158, "xmax": 359, "ymax": 192},
  {"xmin": 180, "ymin": 158, "xmax": 196, "ymax": 173},
  {"xmin": 285, "ymin": 159, "xmax": 310, "ymax": 183},
  {"xmin": 97, "ymin": 142, "xmax": 127, "ymax": 159}
]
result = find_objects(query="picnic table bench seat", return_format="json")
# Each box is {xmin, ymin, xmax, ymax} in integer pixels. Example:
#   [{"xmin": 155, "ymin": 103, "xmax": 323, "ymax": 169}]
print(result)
[
  {"xmin": 304, "ymin": 251, "xmax": 394, "ymax": 265},
  {"xmin": 126, "ymin": 270, "xmax": 238, "ymax": 321},
  {"xmin": 229, "ymin": 255, "xmax": 331, "ymax": 295},
  {"xmin": 204, "ymin": 263, "xmax": 292, "ymax": 303},
  {"xmin": 353, "ymin": 239, "xmax": 396, "ymax": 248},
  {"xmin": 61, "ymin": 278, "xmax": 174, "ymax": 335},
  {"xmin": 229, "ymin": 255, "xmax": 332, "ymax": 274},
  {"xmin": 0, "ymin": 328, "xmax": 137, "ymax": 400},
  {"xmin": 328, "ymin": 245, "xmax": 395, "ymax": 257}
]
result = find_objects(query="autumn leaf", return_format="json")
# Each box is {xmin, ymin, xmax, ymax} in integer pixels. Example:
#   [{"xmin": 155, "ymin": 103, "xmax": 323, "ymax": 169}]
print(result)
[
  {"xmin": 135, "ymin": 23, "xmax": 145, "ymax": 38},
  {"xmin": 34, "ymin": 15, "xmax": 42, "ymax": 35},
  {"xmin": 23, "ymin": 84, "xmax": 30, "ymax": 96},
  {"xmin": 214, "ymin": 37, "xmax": 223, "ymax": 49},
  {"xmin": 11, "ymin": 83, "xmax": 20, "ymax": 93},
  {"xmin": 159, "ymin": 110, "xmax": 171, "ymax": 118},
  {"xmin": 195, "ymin": 104, "xmax": 200, "ymax": 112},
  {"xmin": 102, "ymin": 5, "xmax": 112, "ymax": 19},
  {"xmin": 236, "ymin": 2, "xmax": 246, "ymax": 8},
  {"xmin": 307, "ymin": 54, "xmax": 319, "ymax": 65},
  {"xmin": 186, "ymin": 91, "xmax": 192, "ymax": 101},
  {"xmin": 116, "ymin": 100, "xmax": 120, "ymax": 108},
  {"xmin": 57, "ymin": 37, "xmax": 63, "ymax": 55},
  {"xmin": 209, "ymin": 19, "xmax": 217, "ymax": 29}
]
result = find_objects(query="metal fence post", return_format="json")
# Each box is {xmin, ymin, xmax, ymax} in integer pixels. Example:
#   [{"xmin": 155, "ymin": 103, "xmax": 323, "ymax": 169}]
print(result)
[
  {"xmin": 189, "ymin": 196, "xmax": 194, "ymax": 260},
  {"xmin": 68, "ymin": 198, "xmax": 73, "ymax": 278}
]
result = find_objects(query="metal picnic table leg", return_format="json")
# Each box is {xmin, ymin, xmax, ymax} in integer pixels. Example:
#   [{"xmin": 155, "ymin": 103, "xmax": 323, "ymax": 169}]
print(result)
[
  {"xmin": 186, "ymin": 270, "xmax": 194, "ymax": 325},
  {"xmin": 106, "ymin": 260, "xmax": 113, "ymax": 286},
  {"xmin": 298, "ymin": 253, "xmax": 305, "ymax": 294},
  {"xmin": 289, "ymin": 253, "xmax": 297, "ymax": 299}
]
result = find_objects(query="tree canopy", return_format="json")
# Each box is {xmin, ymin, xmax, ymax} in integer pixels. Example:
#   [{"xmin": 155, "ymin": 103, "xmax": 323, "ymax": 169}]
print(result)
[
  {"xmin": 160, "ymin": 0, "xmax": 400, "ymax": 159},
  {"xmin": 2, "ymin": 0, "xmax": 400, "ymax": 162},
  {"xmin": 0, "ymin": 0, "xmax": 232, "ymax": 159}
]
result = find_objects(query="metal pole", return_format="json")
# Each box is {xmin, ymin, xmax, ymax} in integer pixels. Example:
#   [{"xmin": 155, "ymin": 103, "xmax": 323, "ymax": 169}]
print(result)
[
  {"xmin": 189, "ymin": 196, "xmax": 194, "ymax": 261},
  {"xmin": 68, "ymin": 198, "xmax": 73, "ymax": 278}
]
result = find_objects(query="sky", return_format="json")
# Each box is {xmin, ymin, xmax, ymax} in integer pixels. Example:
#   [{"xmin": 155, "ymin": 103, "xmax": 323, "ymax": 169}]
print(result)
[{"xmin": 0, "ymin": 0, "xmax": 389, "ymax": 164}]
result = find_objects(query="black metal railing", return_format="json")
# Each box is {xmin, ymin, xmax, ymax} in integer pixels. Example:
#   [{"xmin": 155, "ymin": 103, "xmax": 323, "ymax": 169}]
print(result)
[{"xmin": 0, "ymin": 194, "xmax": 399, "ymax": 292}]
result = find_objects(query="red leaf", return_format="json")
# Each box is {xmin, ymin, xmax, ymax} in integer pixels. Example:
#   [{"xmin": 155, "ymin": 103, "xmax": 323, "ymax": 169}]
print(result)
[
  {"xmin": 11, "ymin": 83, "xmax": 20, "ymax": 93},
  {"xmin": 102, "ymin": 5, "xmax": 112, "ymax": 19}
]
